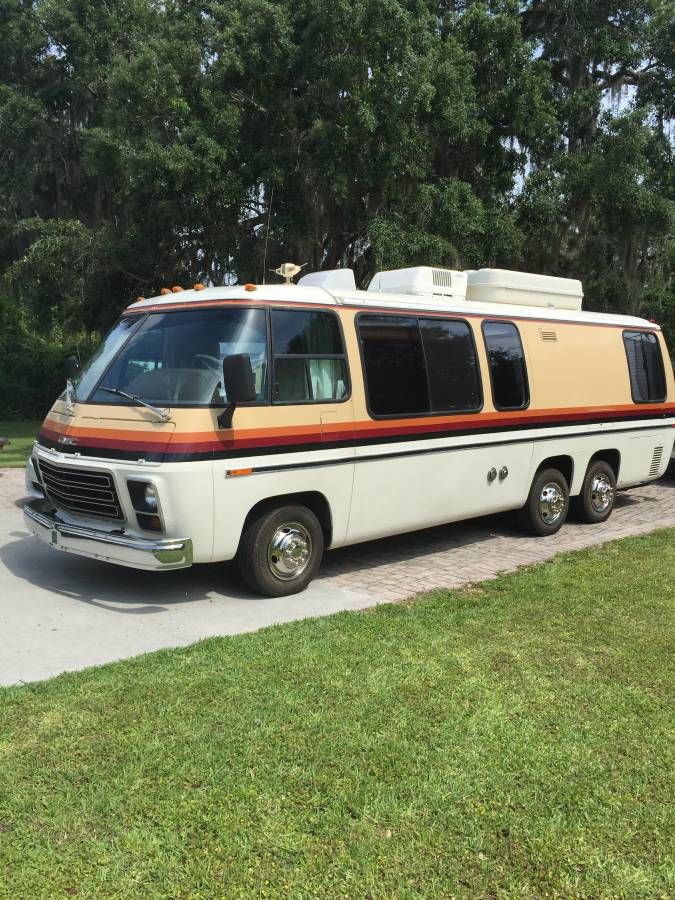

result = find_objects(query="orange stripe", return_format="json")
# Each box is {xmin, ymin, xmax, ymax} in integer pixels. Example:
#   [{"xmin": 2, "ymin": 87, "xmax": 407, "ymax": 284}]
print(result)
[{"xmin": 42, "ymin": 402, "xmax": 675, "ymax": 446}]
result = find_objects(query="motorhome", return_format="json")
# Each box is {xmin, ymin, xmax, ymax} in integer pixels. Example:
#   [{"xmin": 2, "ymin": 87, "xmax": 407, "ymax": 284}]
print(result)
[{"xmin": 24, "ymin": 266, "xmax": 675, "ymax": 596}]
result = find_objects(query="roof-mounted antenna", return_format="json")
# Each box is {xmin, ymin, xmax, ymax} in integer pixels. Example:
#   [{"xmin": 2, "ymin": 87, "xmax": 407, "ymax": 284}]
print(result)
[
  {"xmin": 261, "ymin": 185, "xmax": 274, "ymax": 286},
  {"xmin": 271, "ymin": 262, "xmax": 306, "ymax": 285}
]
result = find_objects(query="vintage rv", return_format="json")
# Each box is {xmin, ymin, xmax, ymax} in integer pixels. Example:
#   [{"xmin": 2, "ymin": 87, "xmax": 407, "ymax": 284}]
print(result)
[{"xmin": 24, "ymin": 266, "xmax": 675, "ymax": 596}]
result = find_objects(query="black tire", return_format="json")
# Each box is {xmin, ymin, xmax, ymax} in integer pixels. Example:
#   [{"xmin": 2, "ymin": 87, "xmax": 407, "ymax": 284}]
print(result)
[
  {"xmin": 518, "ymin": 467, "xmax": 570, "ymax": 536},
  {"xmin": 237, "ymin": 504, "xmax": 324, "ymax": 597},
  {"xmin": 571, "ymin": 460, "xmax": 617, "ymax": 524}
]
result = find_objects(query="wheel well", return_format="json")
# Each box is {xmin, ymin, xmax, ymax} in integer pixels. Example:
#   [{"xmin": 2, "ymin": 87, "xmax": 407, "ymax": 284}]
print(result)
[
  {"xmin": 536, "ymin": 455, "xmax": 574, "ymax": 489},
  {"xmin": 241, "ymin": 491, "xmax": 333, "ymax": 546},
  {"xmin": 588, "ymin": 449, "xmax": 620, "ymax": 479}
]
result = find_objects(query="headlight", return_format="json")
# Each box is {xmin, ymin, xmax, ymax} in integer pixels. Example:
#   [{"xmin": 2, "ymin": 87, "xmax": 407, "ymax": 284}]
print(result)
[
  {"xmin": 143, "ymin": 484, "xmax": 158, "ymax": 511},
  {"xmin": 127, "ymin": 480, "xmax": 163, "ymax": 532}
]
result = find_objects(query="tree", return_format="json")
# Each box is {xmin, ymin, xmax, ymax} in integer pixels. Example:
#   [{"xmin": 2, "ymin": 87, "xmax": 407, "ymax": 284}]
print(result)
[
  {"xmin": 0, "ymin": 0, "xmax": 671, "ymax": 360},
  {"xmin": 518, "ymin": 0, "xmax": 674, "ymax": 320}
]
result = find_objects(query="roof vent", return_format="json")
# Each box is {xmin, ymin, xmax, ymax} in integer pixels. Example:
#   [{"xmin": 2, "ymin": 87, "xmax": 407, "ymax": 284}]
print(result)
[
  {"xmin": 298, "ymin": 268, "xmax": 356, "ymax": 291},
  {"xmin": 367, "ymin": 266, "xmax": 467, "ymax": 300}
]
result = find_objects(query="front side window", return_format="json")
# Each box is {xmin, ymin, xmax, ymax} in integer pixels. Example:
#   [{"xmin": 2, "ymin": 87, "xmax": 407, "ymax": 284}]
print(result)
[
  {"xmin": 271, "ymin": 309, "xmax": 348, "ymax": 402},
  {"xmin": 87, "ymin": 307, "xmax": 268, "ymax": 406},
  {"xmin": 358, "ymin": 314, "xmax": 482, "ymax": 417},
  {"xmin": 482, "ymin": 321, "xmax": 529, "ymax": 410},
  {"xmin": 623, "ymin": 331, "xmax": 666, "ymax": 403}
]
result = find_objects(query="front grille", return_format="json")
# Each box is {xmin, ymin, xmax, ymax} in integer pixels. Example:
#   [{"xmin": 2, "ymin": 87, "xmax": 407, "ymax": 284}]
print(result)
[{"xmin": 36, "ymin": 458, "xmax": 123, "ymax": 520}]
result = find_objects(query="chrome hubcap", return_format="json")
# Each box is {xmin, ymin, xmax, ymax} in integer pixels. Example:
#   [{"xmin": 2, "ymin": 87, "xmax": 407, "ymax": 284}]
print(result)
[
  {"xmin": 590, "ymin": 474, "xmax": 614, "ymax": 513},
  {"xmin": 539, "ymin": 482, "xmax": 566, "ymax": 524},
  {"xmin": 267, "ymin": 523, "xmax": 312, "ymax": 580}
]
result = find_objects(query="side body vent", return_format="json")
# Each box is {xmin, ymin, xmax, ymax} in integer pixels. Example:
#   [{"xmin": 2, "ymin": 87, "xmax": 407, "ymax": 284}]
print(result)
[
  {"xmin": 649, "ymin": 446, "xmax": 664, "ymax": 477},
  {"xmin": 539, "ymin": 329, "xmax": 558, "ymax": 342}
]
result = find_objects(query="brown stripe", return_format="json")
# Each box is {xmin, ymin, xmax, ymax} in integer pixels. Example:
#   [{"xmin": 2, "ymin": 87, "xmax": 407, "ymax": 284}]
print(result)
[{"xmin": 40, "ymin": 404, "xmax": 675, "ymax": 455}]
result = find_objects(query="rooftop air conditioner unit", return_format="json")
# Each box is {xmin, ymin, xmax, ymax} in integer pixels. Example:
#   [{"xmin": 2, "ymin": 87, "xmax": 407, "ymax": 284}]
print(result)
[
  {"xmin": 367, "ymin": 266, "xmax": 468, "ymax": 301},
  {"xmin": 465, "ymin": 269, "xmax": 583, "ymax": 311}
]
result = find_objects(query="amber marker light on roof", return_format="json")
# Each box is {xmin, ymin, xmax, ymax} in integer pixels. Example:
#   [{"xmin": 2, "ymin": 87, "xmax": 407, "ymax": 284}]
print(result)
[
  {"xmin": 244, "ymin": 283, "xmax": 257, "ymax": 291},
  {"xmin": 160, "ymin": 288, "xmax": 171, "ymax": 295},
  {"xmin": 171, "ymin": 285, "xmax": 184, "ymax": 293},
  {"xmin": 193, "ymin": 283, "xmax": 205, "ymax": 291}
]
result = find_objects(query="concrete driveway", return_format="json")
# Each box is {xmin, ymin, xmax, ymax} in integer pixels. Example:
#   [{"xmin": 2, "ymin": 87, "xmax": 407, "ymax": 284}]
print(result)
[{"xmin": 2, "ymin": 467, "xmax": 674, "ymax": 686}]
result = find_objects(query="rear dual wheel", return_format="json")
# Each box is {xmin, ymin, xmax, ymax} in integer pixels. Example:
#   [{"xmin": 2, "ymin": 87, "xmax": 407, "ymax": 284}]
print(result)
[
  {"xmin": 572, "ymin": 461, "xmax": 616, "ymax": 524},
  {"xmin": 519, "ymin": 467, "xmax": 570, "ymax": 536},
  {"xmin": 519, "ymin": 461, "xmax": 617, "ymax": 536}
]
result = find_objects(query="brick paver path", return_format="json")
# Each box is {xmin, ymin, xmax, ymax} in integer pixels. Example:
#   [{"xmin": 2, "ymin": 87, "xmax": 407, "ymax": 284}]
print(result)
[{"xmin": 317, "ymin": 478, "xmax": 675, "ymax": 601}]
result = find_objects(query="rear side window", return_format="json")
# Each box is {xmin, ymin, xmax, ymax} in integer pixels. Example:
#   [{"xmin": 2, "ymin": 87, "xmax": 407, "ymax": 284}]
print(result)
[
  {"xmin": 358, "ymin": 316, "xmax": 427, "ymax": 416},
  {"xmin": 419, "ymin": 318, "xmax": 481, "ymax": 411},
  {"xmin": 271, "ymin": 309, "xmax": 348, "ymax": 403},
  {"xmin": 623, "ymin": 331, "xmax": 666, "ymax": 403},
  {"xmin": 482, "ymin": 321, "xmax": 529, "ymax": 410},
  {"xmin": 357, "ymin": 314, "xmax": 481, "ymax": 417}
]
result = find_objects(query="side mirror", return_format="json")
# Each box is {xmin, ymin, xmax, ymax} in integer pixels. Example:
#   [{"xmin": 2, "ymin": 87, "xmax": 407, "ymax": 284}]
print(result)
[
  {"xmin": 218, "ymin": 354, "xmax": 256, "ymax": 428},
  {"xmin": 64, "ymin": 354, "xmax": 80, "ymax": 380},
  {"xmin": 222, "ymin": 353, "xmax": 256, "ymax": 403}
]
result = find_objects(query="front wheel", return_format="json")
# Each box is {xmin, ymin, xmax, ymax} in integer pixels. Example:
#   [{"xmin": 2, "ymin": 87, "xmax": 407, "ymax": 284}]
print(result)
[
  {"xmin": 572, "ymin": 461, "xmax": 616, "ymax": 524},
  {"xmin": 237, "ymin": 504, "xmax": 324, "ymax": 597},
  {"xmin": 519, "ymin": 467, "xmax": 570, "ymax": 536}
]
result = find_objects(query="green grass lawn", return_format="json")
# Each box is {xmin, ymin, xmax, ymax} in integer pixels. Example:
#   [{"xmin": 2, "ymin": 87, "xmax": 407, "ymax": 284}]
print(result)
[
  {"xmin": 1, "ymin": 531, "xmax": 673, "ymax": 897},
  {"xmin": 0, "ymin": 419, "xmax": 41, "ymax": 468}
]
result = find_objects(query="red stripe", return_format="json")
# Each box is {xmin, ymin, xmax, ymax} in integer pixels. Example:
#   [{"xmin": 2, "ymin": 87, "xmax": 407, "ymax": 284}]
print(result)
[{"xmin": 39, "ymin": 406, "xmax": 675, "ymax": 456}]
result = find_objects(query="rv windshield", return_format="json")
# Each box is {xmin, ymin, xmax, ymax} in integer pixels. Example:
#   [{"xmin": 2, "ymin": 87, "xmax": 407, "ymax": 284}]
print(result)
[{"xmin": 75, "ymin": 307, "xmax": 268, "ymax": 406}]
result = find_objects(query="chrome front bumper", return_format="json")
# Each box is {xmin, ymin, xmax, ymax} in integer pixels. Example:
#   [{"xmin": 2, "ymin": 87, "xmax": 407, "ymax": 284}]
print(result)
[{"xmin": 23, "ymin": 500, "xmax": 193, "ymax": 571}]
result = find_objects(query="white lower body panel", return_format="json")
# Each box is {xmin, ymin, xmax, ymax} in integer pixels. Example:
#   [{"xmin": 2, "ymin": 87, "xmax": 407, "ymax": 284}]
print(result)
[{"xmin": 208, "ymin": 417, "xmax": 674, "ymax": 555}]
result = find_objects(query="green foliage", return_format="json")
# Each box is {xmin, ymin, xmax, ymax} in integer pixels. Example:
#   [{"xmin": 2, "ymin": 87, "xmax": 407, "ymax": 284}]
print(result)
[
  {"xmin": 519, "ymin": 0, "xmax": 674, "ymax": 325},
  {"xmin": 0, "ymin": 419, "xmax": 43, "ymax": 467},
  {"xmin": 0, "ymin": 0, "xmax": 672, "ymax": 379},
  {"xmin": 0, "ymin": 295, "xmax": 96, "ymax": 419},
  {"xmin": 1, "ymin": 531, "xmax": 674, "ymax": 894}
]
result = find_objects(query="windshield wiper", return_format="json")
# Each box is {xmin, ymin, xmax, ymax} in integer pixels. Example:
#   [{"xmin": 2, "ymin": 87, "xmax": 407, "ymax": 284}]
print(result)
[{"xmin": 98, "ymin": 387, "xmax": 172, "ymax": 422}]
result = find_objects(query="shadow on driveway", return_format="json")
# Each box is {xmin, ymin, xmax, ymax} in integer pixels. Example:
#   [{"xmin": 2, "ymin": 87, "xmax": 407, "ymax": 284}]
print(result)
[
  {"xmin": 1, "ymin": 509, "xmax": 518, "ymax": 613},
  {"xmin": 0, "ymin": 527, "xmax": 256, "ymax": 613}
]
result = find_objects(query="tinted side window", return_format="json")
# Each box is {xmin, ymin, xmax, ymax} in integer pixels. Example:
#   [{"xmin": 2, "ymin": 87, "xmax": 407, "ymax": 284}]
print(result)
[
  {"xmin": 271, "ymin": 309, "xmax": 348, "ymax": 403},
  {"xmin": 419, "ymin": 318, "xmax": 481, "ymax": 412},
  {"xmin": 623, "ymin": 331, "xmax": 666, "ymax": 403},
  {"xmin": 483, "ymin": 321, "xmax": 529, "ymax": 410},
  {"xmin": 358, "ymin": 315, "xmax": 428, "ymax": 416},
  {"xmin": 271, "ymin": 309, "xmax": 343, "ymax": 354}
]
